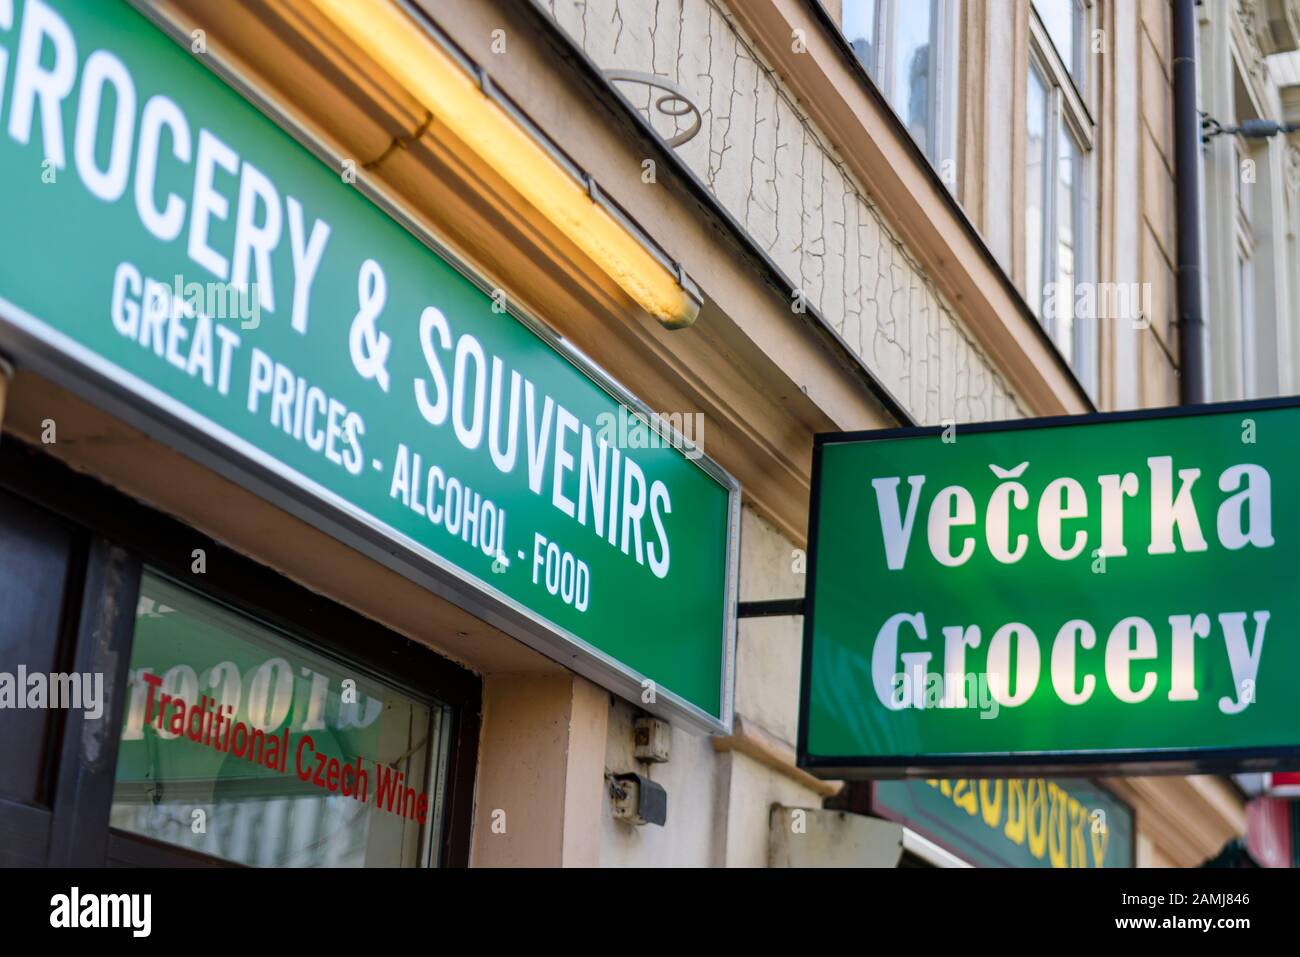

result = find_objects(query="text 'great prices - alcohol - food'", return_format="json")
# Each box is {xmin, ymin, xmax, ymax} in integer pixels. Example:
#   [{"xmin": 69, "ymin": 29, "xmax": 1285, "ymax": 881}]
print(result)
[{"xmin": 0, "ymin": 0, "xmax": 738, "ymax": 730}]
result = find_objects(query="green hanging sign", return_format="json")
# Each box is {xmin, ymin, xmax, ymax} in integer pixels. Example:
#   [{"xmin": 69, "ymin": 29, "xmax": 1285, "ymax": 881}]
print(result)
[
  {"xmin": 800, "ymin": 400, "xmax": 1300, "ymax": 775},
  {"xmin": 0, "ymin": 0, "xmax": 737, "ymax": 731}
]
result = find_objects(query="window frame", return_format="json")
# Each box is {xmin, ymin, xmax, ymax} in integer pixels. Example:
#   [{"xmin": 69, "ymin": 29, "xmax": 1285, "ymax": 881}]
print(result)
[
  {"xmin": 1235, "ymin": 137, "xmax": 1258, "ymax": 398},
  {"xmin": 1035, "ymin": 0, "xmax": 1090, "ymax": 100},
  {"xmin": 1027, "ymin": 0, "xmax": 1098, "ymax": 393},
  {"xmin": 0, "ymin": 438, "xmax": 482, "ymax": 868},
  {"xmin": 839, "ymin": 0, "xmax": 963, "ymax": 182}
]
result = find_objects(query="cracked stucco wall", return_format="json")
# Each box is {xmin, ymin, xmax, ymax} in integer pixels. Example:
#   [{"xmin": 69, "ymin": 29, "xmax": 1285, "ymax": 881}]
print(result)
[{"xmin": 542, "ymin": 0, "xmax": 1025, "ymax": 425}]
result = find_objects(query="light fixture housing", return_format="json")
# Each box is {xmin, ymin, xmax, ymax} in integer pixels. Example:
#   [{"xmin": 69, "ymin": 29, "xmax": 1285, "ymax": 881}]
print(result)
[{"xmin": 306, "ymin": 0, "xmax": 702, "ymax": 329}]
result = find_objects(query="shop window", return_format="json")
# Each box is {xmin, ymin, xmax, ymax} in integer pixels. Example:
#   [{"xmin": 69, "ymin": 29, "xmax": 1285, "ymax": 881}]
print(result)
[
  {"xmin": 1026, "ymin": 0, "xmax": 1096, "ymax": 390},
  {"xmin": 0, "ymin": 438, "xmax": 478, "ymax": 867},
  {"xmin": 111, "ymin": 572, "xmax": 454, "ymax": 867},
  {"xmin": 840, "ymin": 0, "xmax": 962, "ymax": 187}
]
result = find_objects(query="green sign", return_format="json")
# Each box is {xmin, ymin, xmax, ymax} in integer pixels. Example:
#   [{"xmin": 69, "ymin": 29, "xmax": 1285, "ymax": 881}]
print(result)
[
  {"xmin": 872, "ymin": 778, "xmax": 1134, "ymax": 868},
  {"xmin": 800, "ymin": 402, "xmax": 1300, "ymax": 775},
  {"xmin": 0, "ymin": 0, "xmax": 737, "ymax": 730}
]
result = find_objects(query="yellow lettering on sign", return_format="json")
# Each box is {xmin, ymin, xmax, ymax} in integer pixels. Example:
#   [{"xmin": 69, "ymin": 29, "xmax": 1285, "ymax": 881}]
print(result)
[
  {"xmin": 979, "ymin": 779, "xmax": 1004, "ymax": 828},
  {"xmin": 1027, "ymin": 780, "xmax": 1048, "ymax": 860},
  {"xmin": 1047, "ymin": 783, "xmax": 1069, "ymax": 867},
  {"xmin": 1004, "ymin": 779, "xmax": 1027, "ymax": 845},
  {"xmin": 952, "ymin": 779, "xmax": 978, "ymax": 815},
  {"xmin": 1069, "ymin": 798, "xmax": 1088, "ymax": 868}
]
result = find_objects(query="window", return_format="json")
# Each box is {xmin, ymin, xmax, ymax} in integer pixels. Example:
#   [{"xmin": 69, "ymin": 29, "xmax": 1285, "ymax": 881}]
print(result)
[
  {"xmin": 840, "ymin": 0, "xmax": 961, "ymax": 182},
  {"xmin": 1026, "ymin": 0, "xmax": 1095, "ymax": 385},
  {"xmin": 1236, "ymin": 139, "xmax": 1257, "ymax": 397},
  {"xmin": 1026, "ymin": 67, "xmax": 1049, "ymax": 330},
  {"xmin": 0, "ymin": 438, "xmax": 479, "ymax": 867},
  {"xmin": 1035, "ymin": 0, "xmax": 1086, "ymax": 86},
  {"xmin": 111, "ymin": 572, "xmax": 454, "ymax": 867}
]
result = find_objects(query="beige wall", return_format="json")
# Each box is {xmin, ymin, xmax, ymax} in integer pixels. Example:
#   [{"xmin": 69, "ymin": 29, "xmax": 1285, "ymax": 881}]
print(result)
[
  {"xmin": 1135, "ymin": 0, "xmax": 1182, "ymax": 409},
  {"xmin": 1200, "ymin": 0, "xmax": 1300, "ymax": 400},
  {"xmin": 542, "ymin": 0, "xmax": 1025, "ymax": 426},
  {"xmin": 959, "ymin": 0, "xmax": 1180, "ymax": 412},
  {"xmin": 471, "ymin": 675, "xmax": 609, "ymax": 867}
]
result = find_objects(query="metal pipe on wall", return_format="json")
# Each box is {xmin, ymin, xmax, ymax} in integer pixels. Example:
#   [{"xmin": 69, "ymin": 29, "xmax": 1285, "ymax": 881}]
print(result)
[{"xmin": 1173, "ymin": 0, "xmax": 1207, "ymax": 404}]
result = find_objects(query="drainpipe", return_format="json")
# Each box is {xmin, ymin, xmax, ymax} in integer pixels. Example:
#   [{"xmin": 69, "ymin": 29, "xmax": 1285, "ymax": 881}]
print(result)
[{"xmin": 1173, "ymin": 0, "xmax": 1207, "ymax": 404}]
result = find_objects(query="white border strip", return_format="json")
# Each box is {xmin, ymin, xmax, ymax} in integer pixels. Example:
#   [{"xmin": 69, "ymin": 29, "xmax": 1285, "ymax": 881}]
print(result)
[{"xmin": 902, "ymin": 827, "xmax": 975, "ymax": 868}]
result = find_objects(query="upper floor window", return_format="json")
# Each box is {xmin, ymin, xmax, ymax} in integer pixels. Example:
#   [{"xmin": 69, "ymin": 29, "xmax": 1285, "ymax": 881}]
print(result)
[
  {"xmin": 1235, "ymin": 138, "xmax": 1258, "ymax": 397},
  {"xmin": 1035, "ymin": 0, "xmax": 1087, "ymax": 89},
  {"xmin": 840, "ymin": 0, "xmax": 961, "ymax": 185},
  {"xmin": 1026, "ymin": 0, "xmax": 1096, "ymax": 386}
]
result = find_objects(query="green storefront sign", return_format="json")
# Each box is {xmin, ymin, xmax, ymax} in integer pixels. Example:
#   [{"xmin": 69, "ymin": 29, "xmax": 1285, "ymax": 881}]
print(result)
[
  {"xmin": 800, "ymin": 401, "xmax": 1300, "ymax": 775},
  {"xmin": 872, "ymin": 778, "xmax": 1135, "ymax": 868},
  {"xmin": 0, "ymin": 0, "xmax": 737, "ymax": 730}
]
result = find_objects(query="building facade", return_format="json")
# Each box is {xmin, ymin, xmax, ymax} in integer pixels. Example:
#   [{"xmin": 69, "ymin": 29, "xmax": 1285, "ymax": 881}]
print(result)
[
  {"xmin": 1197, "ymin": 0, "xmax": 1300, "ymax": 402},
  {"xmin": 0, "ymin": 0, "xmax": 1255, "ymax": 868}
]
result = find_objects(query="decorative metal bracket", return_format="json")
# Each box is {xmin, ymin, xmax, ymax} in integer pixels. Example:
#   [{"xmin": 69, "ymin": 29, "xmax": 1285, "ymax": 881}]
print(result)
[
  {"xmin": 603, "ymin": 69, "xmax": 703, "ymax": 148},
  {"xmin": 1202, "ymin": 110, "xmax": 1300, "ymax": 143}
]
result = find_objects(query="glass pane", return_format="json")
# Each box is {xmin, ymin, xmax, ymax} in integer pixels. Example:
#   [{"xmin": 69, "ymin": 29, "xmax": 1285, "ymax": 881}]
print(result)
[
  {"xmin": 1055, "ymin": 123, "xmax": 1082, "ymax": 366},
  {"xmin": 842, "ymin": 0, "xmax": 879, "ymax": 78},
  {"xmin": 1026, "ymin": 66, "xmax": 1049, "ymax": 320},
  {"xmin": 111, "ymin": 572, "xmax": 452, "ymax": 867},
  {"xmin": 1239, "ymin": 253, "xmax": 1255, "ymax": 394},
  {"xmin": 892, "ymin": 0, "xmax": 935, "ymax": 155},
  {"xmin": 1235, "ymin": 142, "xmax": 1253, "ymax": 223},
  {"xmin": 1034, "ymin": 0, "xmax": 1082, "ymax": 82}
]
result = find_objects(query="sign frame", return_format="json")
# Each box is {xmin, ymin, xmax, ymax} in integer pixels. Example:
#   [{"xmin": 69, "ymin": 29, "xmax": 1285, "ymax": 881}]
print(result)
[
  {"xmin": 798, "ymin": 396, "xmax": 1300, "ymax": 777},
  {"xmin": 0, "ymin": 0, "xmax": 740, "ymax": 735}
]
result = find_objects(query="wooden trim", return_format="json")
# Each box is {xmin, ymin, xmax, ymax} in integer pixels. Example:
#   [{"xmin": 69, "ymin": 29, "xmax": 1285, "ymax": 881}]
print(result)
[
  {"xmin": 107, "ymin": 829, "xmax": 244, "ymax": 868},
  {"xmin": 45, "ymin": 539, "xmax": 141, "ymax": 866},
  {"xmin": 712, "ymin": 714, "xmax": 843, "ymax": 797},
  {"xmin": 731, "ymin": 0, "xmax": 1092, "ymax": 417},
  {"xmin": 440, "ymin": 695, "xmax": 482, "ymax": 867},
  {"xmin": 1101, "ymin": 776, "xmax": 1245, "ymax": 867}
]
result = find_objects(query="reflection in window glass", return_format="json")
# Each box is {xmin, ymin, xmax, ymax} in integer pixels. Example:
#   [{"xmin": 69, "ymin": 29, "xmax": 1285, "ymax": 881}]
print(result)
[
  {"xmin": 111, "ymin": 572, "xmax": 452, "ymax": 867},
  {"xmin": 843, "ymin": 0, "xmax": 878, "ymax": 77},
  {"xmin": 1034, "ymin": 0, "xmax": 1083, "ymax": 84},
  {"xmin": 1026, "ymin": 66, "xmax": 1049, "ymax": 320},
  {"xmin": 1235, "ymin": 142, "xmax": 1253, "ymax": 223},
  {"xmin": 1056, "ymin": 125, "xmax": 1081, "ymax": 366},
  {"xmin": 892, "ymin": 1, "xmax": 935, "ymax": 156},
  {"xmin": 1239, "ymin": 252, "xmax": 1255, "ymax": 395},
  {"xmin": 842, "ymin": 0, "xmax": 941, "ymax": 162}
]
